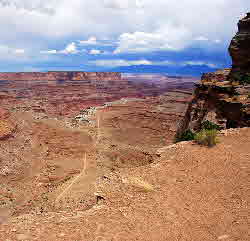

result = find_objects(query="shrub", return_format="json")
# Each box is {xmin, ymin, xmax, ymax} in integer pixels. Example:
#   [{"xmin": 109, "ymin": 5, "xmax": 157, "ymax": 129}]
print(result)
[
  {"xmin": 231, "ymin": 72, "xmax": 250, "ymax": 85},
  {"xmin": 175, "ymin": 129, "xmax": 195, "ymax": 142},
  {"xmin": 195, "ymin": 129, "xmax": 218, "ymax": 147},
  {"xmin": 201, "ymin": 120, "xmax": 221, "ymax": 130}
]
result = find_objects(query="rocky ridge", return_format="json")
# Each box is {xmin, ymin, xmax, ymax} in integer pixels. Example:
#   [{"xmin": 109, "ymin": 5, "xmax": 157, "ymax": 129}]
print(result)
[
  {"xmin": 0, "ymin": 71, "xmax": 121, "ymax": 82},
  {"xmin": 229, "ymin": 12, "xmax": 250, "ymax": 80},
  {"xmin": 177, "ymin": 13, "xmax": 250, "ymax": 134}
]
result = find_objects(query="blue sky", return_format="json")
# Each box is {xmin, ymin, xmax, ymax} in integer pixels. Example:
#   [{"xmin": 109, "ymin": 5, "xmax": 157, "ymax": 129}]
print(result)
[{"xmin": 0, "ymin": 0, "xmax": 249, "ymax": 75}]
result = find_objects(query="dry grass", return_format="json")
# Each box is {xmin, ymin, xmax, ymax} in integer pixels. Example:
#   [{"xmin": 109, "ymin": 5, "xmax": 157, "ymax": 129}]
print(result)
[
  {"xmin": 195, "ymin": 129, "xmax": 218, "ymax": 147},
  {"xmin": 123, "ymin": 176, "xmax": 154, "ymax": 192}
]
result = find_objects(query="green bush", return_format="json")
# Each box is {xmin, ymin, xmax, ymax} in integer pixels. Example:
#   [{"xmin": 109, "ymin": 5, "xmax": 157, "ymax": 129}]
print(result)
[
  {"xmin": 201, "ymin": 120, "xmax": 221, "ymax": 130},
  {"xmin": 195, "ymin": 129, "xmax": 218, "ymax": 147},
  {"xmin": 231, "ymin": 72, "xmax": 250, "ymax": 85},
  {"xmin": 175, "ymin": 129, "xmax": 195, "ymax": 142}
]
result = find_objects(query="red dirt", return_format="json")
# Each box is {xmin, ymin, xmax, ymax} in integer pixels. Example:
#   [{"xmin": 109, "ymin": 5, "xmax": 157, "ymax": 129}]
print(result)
[
  {"xmin": 0, "ymin": 127, "xmax": 249, "ymax": 240},
  {"xmin": 2, "ymin": 75, "xmax": 247, "ymax": 240}
]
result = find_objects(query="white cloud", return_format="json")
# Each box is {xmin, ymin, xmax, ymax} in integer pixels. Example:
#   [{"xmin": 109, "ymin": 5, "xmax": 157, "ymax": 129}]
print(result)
[
  {"xmin": 194, "ymin": 36, "xmax": 222, "ymax": 44},
  {"xmin": 214, "ymin": 39, "xmax": 222, "ymax": 44},
  {"xmin": 79, "ymin": 36, "xmax": 97, "ymax": 45},
  {"xmin": 0, "ymin": 0, "xmax": 248, "ymax": 43},
  {"xmin": 14, "ymin": 49, "xmax": 25, "ymax": 54},
  {"xmin": 0, "ymin": 0, "xmax": 55, "ymax": 15},
  {"xmin": 90, "ymin": 58, "xmax": 219, "ymax": 68},
  {"xmin": 89, "ymin": 49, "xmax": 102, "ymax": 55},
  {"xmin": 0, "ymin": 0, "xmax": 249, "ymax": 66},
  {"xmin": 60, "ymin": 42, "xmax": 78, "ymax": 54},
  {"xmin": 135, "ymin": 0, "xmax": 144, "ymax": 8},
  {"xmin": 103, "ymin": 0, "xmax": 138, "ymax": 10},
  {"xmin": 40, "ymin": 49, "xmax": 57, "ymax": 54},
  {"xmin": 194, "ymin": 36, "xmax": 209, "ymax": 41},
  {"xmin": 91, "ymin": 59, "xmax": 152, "ymax": 67},
  {"xmin": 182, "ymin": 61, "xmax": 218, "ymax": 68},
  {"xmin": 40, "ymin": 44, "xmax": 88, "ymax": 55},
  {"xmin": 0, "ymin": 44, "xmax": 10, "ymax": 54},
  {"xmin": 114, "ymin": 28, "xmax": 191, "ymax": 53},
  {"xmin": 0, "ymin": 45, "xmax": 26, "ymax": 56}
]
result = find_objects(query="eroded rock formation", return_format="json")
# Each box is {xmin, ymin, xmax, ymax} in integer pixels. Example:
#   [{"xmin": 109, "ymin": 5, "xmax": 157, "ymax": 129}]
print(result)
[
  {"xmin": 0, "ymin": 108, "xmax": 15, "ymax": 140},
  {"xmin": 229, "ymin": 12, "xmax": 250, "ymax": 77},
  {"xmin": 201, "ymin": 68, "xmax": 231, "ymax": 83},
  {"xmin": 0, "ymin": 71, "xmax": 121, "ymax": 82},
  {"xmin": 177, "ymin": 13, "xmax": 250, "ymax": 135}
]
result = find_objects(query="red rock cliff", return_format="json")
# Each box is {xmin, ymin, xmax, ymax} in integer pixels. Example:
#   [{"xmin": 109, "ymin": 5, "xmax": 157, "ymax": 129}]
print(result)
[
  {"xmin": 0, "ymin": 71, "xmax": 121, "ymax": 82},
  {"xmin": 176, "ymin": 13, "xmax": 250, "ymax": 137},
  {"xmin": 229, "ymin": 12, "xmax": 250, "ymax": 75}
]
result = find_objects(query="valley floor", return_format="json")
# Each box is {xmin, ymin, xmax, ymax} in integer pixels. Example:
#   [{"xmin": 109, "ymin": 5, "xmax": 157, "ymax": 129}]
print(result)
[{"xmin": 0, "ymin": 77, "xmax": 248, "ymax": 240}]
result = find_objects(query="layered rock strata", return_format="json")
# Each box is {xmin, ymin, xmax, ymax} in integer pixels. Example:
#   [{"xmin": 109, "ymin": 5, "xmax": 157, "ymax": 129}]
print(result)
[
  {"xmin": 0, "ymin": 71, "xmax": 121, "ymax": 82},
  {"xmin": 177, "ymin": 13, "xmax": 250, "ymax": 135},
  {"xmin": 229, "ymin": 12, "xmax": 250, "ymax": 76},
  {"xmin": 201, "ymin": 68, "xmax": 231, "ymax": 83}
]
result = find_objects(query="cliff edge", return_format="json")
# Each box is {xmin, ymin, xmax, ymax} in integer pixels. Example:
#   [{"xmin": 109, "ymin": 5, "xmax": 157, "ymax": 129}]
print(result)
[
  {"xmin": 229, "ymin": 12, "xmax": 250, "ymax": 81},
  {"xmin": 177, "ymin": 13, "xmax": 250, "ymax": 134}
]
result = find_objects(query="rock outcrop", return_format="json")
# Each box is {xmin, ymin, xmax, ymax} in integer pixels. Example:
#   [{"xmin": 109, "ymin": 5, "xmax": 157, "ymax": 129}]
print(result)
[
  {"xmin": 0, "ymin": 71, "xmax": 121, "ymax": 82},
  {"xmin": 201, "ymin": 68, "xmax": 231, "ymax": 83},
  {"xmin": 177, "ymin": 13, "xmax": 250, "ymax": 135},
  {"xmin": 229, "ymin": 12, "xmax": 250, "ymax": 78},
  {"xmin": 0, "ymin": 108, "xmax": 15, "ymax": 140}
]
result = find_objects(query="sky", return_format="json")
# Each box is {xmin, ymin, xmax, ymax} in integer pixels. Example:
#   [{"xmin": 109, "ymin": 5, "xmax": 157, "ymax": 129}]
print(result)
[{"xmin": 0, "ymin": 0, "xmax": 249, "ymax": 75}]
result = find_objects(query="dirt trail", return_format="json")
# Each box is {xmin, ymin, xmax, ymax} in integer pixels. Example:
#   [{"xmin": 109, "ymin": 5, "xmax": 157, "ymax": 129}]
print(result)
[
  {"xmin": 0, "ymin": 127, "xmax": 249, "ymax": 241},
  {"xmin": 0, "ymin": 112, "xmax": 98, "ymax": 216}
]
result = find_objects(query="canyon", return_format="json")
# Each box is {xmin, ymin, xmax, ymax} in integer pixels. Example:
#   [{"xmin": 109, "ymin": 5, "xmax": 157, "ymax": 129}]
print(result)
[
  {"xmin": 0, "ymin": 13, "xmax": 249, "ymax": 241},
  {"xmin": 0, "ymin": 73, "xmax": 197, "ymax": 220}
]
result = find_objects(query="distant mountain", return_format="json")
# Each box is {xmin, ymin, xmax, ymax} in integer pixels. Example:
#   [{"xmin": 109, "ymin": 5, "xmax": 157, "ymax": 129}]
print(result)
[{"xmin": 107, "ymin": 64, "xmax": 218, "ymax": 76}]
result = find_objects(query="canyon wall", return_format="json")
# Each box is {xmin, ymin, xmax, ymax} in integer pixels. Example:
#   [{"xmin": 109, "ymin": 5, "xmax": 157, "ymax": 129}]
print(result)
[
  {"xmin": 201, "ymin": 68, "xmax": 231, "ymax": 83},
  {"xmin": 0, "ymin": 71, "xmax": 121, "ymax": 82},
  {"xmin": 229, "ymin": 12, "xmax": 250, "ymax": 78},
  {"xmin": 177, "ymin": 13, "xmax": 250, "ymax": 136}
]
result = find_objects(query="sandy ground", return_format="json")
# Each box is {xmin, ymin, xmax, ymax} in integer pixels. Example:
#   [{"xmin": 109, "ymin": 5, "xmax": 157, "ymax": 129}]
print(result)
[{"xmin": 0, "ymin": 127, "xmax": 249, "ymax": 241}]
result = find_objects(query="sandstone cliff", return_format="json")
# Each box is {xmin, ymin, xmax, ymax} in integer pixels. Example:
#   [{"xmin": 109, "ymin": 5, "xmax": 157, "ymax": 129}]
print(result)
[
  {"xmin": 0, "ymin": 71, "xmax": 121, "ymax": 82},
  {"xmin": 229, "ymin": 12, "xmax": 250, "ymax": 82},
  {"xmin": 177, "ymin": 13, "xmax": 250, "ymax": 135}
]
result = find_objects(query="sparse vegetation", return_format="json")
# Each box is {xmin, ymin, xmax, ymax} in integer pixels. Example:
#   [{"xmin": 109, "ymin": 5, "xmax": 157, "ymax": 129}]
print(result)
[
  {"xmin": 175, "ymin": 122, "xmax": 220, "ymax": 147},
  {"xmin": 201, "ymin": 120, "xmax": 221, "ymax": 130},
  {"xmin": 175, "ymin": 129, "xmax": 195, "ymax": 142},
  {"xmin": 194, "ymin": 129, "xmax": 218, "ymax": 147},
  {"xmin": 123, "ymin": 177, "xmax": 154, "ymax": 192},
  {"xmin": 231, "ymin": 72, "xmax": 250, "ymax": 85}
]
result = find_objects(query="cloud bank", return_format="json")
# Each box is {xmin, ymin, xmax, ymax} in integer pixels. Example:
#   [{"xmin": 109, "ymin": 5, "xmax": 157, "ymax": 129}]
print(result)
[{"xmin": 0, "ymin": 0, "xmax": 249, "ymax": 72}]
